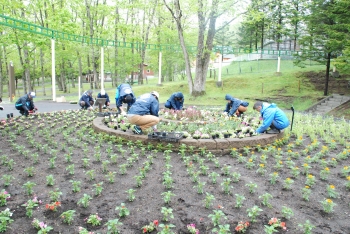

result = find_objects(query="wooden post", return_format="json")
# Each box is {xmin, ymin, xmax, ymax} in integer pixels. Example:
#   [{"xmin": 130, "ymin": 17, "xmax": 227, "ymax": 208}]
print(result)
[
  {"xmin": 218, "ymin": 54, "xmax": 222, "ymax": 83},
  {"xmin": 101, "ymin": 47, "xmax": 104, "ymax": 90},
  {"xmin": 51, "ymin": 39, "xmax": 56, "ymax": 101},
  {"xmin": 158, "ymin": 51, "xmax": 162, "ymax": 86}
]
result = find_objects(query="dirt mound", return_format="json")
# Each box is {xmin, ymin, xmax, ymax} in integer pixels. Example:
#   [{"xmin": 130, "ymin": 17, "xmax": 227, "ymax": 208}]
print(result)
[
  {"xmin": 302, "ymin": 71, "xmax": 350, "ymax": 119},
  {"xmin": 302, "ymin": 71, "xmax": 350, "ymax": 95}
]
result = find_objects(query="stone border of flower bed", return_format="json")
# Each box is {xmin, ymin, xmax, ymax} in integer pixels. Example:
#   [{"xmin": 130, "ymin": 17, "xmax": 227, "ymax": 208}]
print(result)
[{"xmin": 92, "ymin": 117, "xmax": 285, "ymax": 154}]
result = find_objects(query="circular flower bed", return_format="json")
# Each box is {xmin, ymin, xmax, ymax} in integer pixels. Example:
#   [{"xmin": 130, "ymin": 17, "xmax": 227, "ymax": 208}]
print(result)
[{"xmin": 103, "ymin": 107, "xmax": 262, "ymax": 139}]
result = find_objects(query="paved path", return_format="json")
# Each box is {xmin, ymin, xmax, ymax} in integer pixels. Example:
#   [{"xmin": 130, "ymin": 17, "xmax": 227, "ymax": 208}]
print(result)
[
  {"xmin": 0, "ymin": 101, "xmax": 166, "ymax": 120},
  {"xmin": 0, "ymin": 101, "xmax": 84, "ymax": 120}
]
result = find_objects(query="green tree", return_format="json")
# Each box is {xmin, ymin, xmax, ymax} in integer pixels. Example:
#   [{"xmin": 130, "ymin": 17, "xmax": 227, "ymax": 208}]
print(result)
[
  {"xmin": 333, "ymin": 0, "xmax": 350, "ymax": 73},
  {"xmin": 163, "ymin": 0, "xmax": 245, "ymax": 96},
  {"xmin": 238, "ymin": 0, "xmax": 270, "ymax": 51},
  {"xmin": 286, "ymin": 0, "xmax": 308, "ymax": 51},
  {"xmin": 294, "ymin": 0, "xmax": 348, "ymax": 96},
  {"xmin": 268, "ymin": 0, "xmax": 289, "ymax": 50}
]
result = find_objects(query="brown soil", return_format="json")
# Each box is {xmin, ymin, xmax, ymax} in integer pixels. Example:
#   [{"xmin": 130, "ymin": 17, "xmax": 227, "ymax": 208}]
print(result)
[
  {"xmin": 301, "ymin": 71, "xmax": 350, "ymax": 119},
  {"xmin": 250, "ymin": 71, "xmax": 350, "ymax": 114},
  {"xmin": 302, "ymin": 71, "xmax": 350, "ymax": 96},
  {"xmin": 1, "ymin": 111, "xmax": 350, "ymax": 234}
]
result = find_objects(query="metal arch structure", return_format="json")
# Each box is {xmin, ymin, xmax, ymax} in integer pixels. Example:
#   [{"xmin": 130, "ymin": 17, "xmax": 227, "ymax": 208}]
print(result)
[
  {"xmin": 0, "ymin": 14, "xmax": 306, "ymax": 56},
  {"xmin": 0, "ymin": 14, "xmax": 194, "ymax": 52},
  {"xmin": 1, "ymin": 14, "xmax": 315, "ymax": 100}
]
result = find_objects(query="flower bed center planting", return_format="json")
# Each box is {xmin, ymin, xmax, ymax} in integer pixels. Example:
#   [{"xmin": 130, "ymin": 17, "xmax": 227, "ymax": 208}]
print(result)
[{"xmin": 94, "ymin": 107, "xmax": 285, "ymax": 152}]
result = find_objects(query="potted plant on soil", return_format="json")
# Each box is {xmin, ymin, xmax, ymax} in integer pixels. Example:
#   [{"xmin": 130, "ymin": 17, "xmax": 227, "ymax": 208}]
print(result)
[
  {"xmin": 193, "ymin": 133, "xmax": 201, "ymax": 139},
  {"xmin": 223, "ymin": 131, "xmax": 232, "ymax": 138},
  {"xmin": 200, "ymin": 133, "xmax": 210, "ymax": 139},
  {"xmin": 119, "ymin": 123, "xmax": 128, "ymax": 132},
  {"xmin": 182, "ymin": 131, "xmax": 190, "ymax": 138}
]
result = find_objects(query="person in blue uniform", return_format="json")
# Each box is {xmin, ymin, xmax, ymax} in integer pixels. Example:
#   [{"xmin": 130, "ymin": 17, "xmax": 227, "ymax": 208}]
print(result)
[
  {"xmin": 97, "ymin": 89, "xmax": 110, "ymax": 109},
  {"xmin": 115, "ymin": 84, "xmax": 136, "ymax": 114},
  {"xmin": 79, "ymin": 90, "xmax": 94, "ymax": 110},
  {"xmin": 164, "ymin": 92, "xmax": 184, "ymax": 110},
  {"xmin": 15, "ymin": 92, "xmax": 37, "ymax": 116},
  {"xmin": 224, "ymin": 94, "xmax": 249, "ymax": 117},
  {"xmin": 253, "ymin": 101, "xmax": 290, "ymax": 134},
  {"xmin": 127, "ymin": 91, "xmax": 160, "ymax": 135}
]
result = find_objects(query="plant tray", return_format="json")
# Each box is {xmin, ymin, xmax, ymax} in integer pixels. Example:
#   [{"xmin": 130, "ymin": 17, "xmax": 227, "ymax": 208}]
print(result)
[
  {"xmin": 96, "ymin": 112, "xmax": 118, "ymax": 117},
  {"xmin": 148, "ymin": 132, "xmax": 183, "ymax": 142}
]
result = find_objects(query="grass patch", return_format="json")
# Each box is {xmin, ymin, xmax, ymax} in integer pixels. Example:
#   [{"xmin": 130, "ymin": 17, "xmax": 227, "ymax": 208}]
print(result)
[{"xmin": 10, "ymin": 59, "xmax": 327, "ymax": 110}]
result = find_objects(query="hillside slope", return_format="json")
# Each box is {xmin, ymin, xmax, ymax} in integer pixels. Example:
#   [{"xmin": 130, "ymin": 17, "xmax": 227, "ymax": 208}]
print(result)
[{"xmin": 304, "ymin": 71, "xmax": 350, "ymax": 119}]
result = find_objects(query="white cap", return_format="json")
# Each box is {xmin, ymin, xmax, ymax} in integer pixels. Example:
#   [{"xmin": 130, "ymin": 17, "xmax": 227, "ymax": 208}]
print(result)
[
  {"xmin": 101, "ymin": 89, "xmax": 105, "ymax": 95},
  {"xmin": 151, "ymin": 91, "xmax": 159, "ymax": 99},
  {"xmin": 30, "ymin": 92, "xmax": 36, "ymax": 98}
]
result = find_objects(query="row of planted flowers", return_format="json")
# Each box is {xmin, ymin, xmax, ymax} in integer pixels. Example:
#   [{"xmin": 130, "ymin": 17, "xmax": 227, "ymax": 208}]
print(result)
[
  {"xmin": 0, "ymin": 108, "xmax": 349, "ymax": 233},
  {"xmin": 103, "ymin": 107, "xmax": 262, "ymax": 139}
]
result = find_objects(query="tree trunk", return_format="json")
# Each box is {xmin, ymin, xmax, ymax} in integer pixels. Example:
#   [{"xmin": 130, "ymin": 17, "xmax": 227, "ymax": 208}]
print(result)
[
  {"xmin": 130, "ymin": 71, "xmax": 134, "ymax": 85},
  {"xmin": 3, "ymin": 46, "xmax": 10, "ymax": 91},
  {"xmin": 87, "ymin": 54, "xmax": 93, "ymax": 90},
  {"xmin": 139, "ymin": 63, "xmax": 144, "ymax": 84},
  {"xmin": 56, "ymin": 63, "xmax": 63, "ymax": 91},
  {"xmin": 77, "ymin": 51, "xmax": 83, "ymax": 89},
  {"xmin": 293, "ymin": 2, "xmax": 299, "ymax": 51},
  {"xmin": 85, "ymin": 0, "xmax": 104, "ymax": 90},
  {"xmin": 33, "ymin": 51, "xmax": 37, "ymax": 88},
  {"xmin": 114, "ymin": 6, "xmax": 119, "ymax": 87},
  {"xmin": 324, "ymin": 52, "xmax": 331, "ymax": 96},
  {"xmin": 114, "ymin": 49, "xmax": 118, "ymax": 87},
  {"xmin": 40, "ymin": 49, "xmax": 46, "ymax": 96},
  {"xmin": 166, "ymin": 65, "xmax": 172, "ymax": 82},
  {"xmin": 253, "ymin": 30, "xmax": 256, "ymax": 50},
  {"xmin": 294, "ymin": 23, "xmax": 298, "ymax": 51},
  {"xmin": 69, "ymin": 61, "xmax": 75, "ymax": 88},
  {"xmin": 260, "ymin": 19, "xmax": 265, "ymax": 50},
  {"xmin": 60, "ymin": 60, "xmax": 67, "ymax": 92},
  {"xmin": 139, "ymin": 1, "xmax": 156, "ymax": 85},
  {"xmin": 192, "ymin": 0, "xmax": 217, "ymax": 96},
  {"xmin": 23, "ymin": 45, "xmax": 31, "ymax": 93},
  {"xmin": 60, "ymin": 66, "xmax": 64, "ymax": 91},
  {"xmin": 0, "ymin": 45, "xmax": 3, "ymax": 98},
  {"xmin": 93, "ymin": 54, "xmax": 98, "ymax": 90},
  {"xmin": 276, "ymin": 1, "xmax": 282, "ymax": 51},
  {"xmin": 163, "ymin": 0, "xmax": 194, "ymax": 93}
]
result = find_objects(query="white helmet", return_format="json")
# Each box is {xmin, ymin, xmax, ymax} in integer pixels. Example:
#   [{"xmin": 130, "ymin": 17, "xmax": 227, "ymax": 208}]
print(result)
[
  {"xmin": 101, "ymin": 89, "xmax": 106, "ymax": 95},
  {"xmin": 29, "ymin": 92, "xmax": 36, "ymax": 98},
  {"xmin": 151, "ymin": 91, "xmax": 159, "ymax": 99}
]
